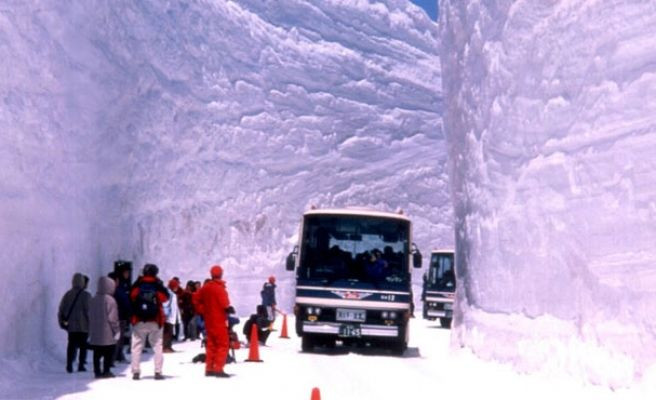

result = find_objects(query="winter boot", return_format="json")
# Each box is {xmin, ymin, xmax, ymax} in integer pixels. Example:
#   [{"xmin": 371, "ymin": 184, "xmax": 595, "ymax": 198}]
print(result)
[
  {"xmin": 215, "ymin": 371, "xmax": 231, "ymax": 378},
  {"xmin": 132, "ymin": 373, "xmax": 140, "ymax": 380},
  {"xmin": 154, "ymin": 373, "xmax": 165, "ymax": 380}
]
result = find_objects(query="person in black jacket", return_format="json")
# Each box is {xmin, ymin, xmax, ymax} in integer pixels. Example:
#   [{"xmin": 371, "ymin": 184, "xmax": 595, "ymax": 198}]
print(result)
[
  {"xmin": 108, "ymin": 260, "xmax": 132, "ymax": 364},
  {"xmin": 242, "ymin": 305, "xmax": 272, "ymax": 345},
  {"xmin": 260, "ymin": 276, "xmax": 277, "ymax": 324}
]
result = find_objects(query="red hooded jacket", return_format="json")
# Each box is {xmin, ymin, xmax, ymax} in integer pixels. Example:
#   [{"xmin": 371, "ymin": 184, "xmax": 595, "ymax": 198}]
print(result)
[{"xmin": 193, "ymin": 279, "xmax": 230, "ymax": 334}]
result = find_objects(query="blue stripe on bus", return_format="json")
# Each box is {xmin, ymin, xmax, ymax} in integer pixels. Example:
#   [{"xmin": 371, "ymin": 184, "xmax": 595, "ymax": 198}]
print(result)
[{"xmin": 296, "ymin": 288, "xmax": 411, "ymax": 303}]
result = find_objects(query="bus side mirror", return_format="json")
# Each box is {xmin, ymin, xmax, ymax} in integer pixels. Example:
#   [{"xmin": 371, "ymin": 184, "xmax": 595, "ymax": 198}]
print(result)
[
  {"xmin": 286, "ymin": 246, "xmax": 298, "ymax": 271},
  {"xmin": 412, "ymin": 243, "xmax": 422, "ymax": 269}
]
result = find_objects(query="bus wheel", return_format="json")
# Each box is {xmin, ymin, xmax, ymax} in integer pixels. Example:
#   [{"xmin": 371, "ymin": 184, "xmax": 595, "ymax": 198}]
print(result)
[
  {"xmin": 391, "ymin": 339, "xmax": 407, "ymax": 356},
  {"xmin": 301, "ymin": 335, "xmax": 315, "ymax": 352},
  {"xmin": 440, "ymin": 318, "xmax": 452, "ymax": 329},
  {"xmin": 323, "ymin": 337, "xmax": 336, "ymax": 349}
]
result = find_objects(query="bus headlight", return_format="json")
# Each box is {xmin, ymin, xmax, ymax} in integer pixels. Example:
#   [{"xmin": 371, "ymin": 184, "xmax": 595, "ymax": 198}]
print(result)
[
  {"xmin": 382, "ymin": 311, "xmax": 398, "ymax": 319},
  {"xmin": 306, "ymin": 307, "xmax": 322, "ymax": 315}
]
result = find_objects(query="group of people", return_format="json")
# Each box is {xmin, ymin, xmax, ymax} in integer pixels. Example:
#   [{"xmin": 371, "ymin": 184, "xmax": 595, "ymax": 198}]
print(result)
[{"xmin": 58, "ymin": 261, "xmax": 277, "ymax": 379}]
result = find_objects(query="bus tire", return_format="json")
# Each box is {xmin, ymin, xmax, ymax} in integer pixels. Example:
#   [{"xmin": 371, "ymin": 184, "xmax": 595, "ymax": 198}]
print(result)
[
  {"xmin": 440, "ymin": 318, "xmax": 452, "ymax": 329},
  {"xmin": 391, "ymin": 323, "xmax": 408, "ymax": 355},
  {"xmin": 301, "ymin": 335, "xmax": 315, "ymax": 352},
  {"xmin": 391, "ymin": 339, "xmax": 407, "ymax": 356}
]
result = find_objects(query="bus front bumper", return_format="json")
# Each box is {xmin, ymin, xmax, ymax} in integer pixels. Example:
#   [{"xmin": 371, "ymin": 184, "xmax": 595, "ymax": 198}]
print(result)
[
  {"xmin": 302, "ymin": 321, "xmax": 399, "ymax": 338},
  {"xmin": 426, "ymin": 309, "xmax": 453, "ymax": 318}
]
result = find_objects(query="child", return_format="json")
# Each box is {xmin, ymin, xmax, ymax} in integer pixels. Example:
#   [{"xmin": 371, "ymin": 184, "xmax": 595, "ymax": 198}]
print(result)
[{"xmin": 89, "ymin": 276, "xmax": 120, "ymax": 378}]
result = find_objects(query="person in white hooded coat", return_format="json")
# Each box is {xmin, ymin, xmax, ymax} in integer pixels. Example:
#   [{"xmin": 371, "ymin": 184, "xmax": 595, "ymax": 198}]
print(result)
[
  {"xmin": 163, "ymin": 281, "xmax": 181, "ymax": 352},
  {"xmin": 89, "ymin": 276, "xmax": 120, "ymax": 378}
]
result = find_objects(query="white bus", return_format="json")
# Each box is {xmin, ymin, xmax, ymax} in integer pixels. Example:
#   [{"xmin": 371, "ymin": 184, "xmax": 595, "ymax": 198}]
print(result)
[
  {"xmin": 421, "ymin": 249, "xmax": 455, "ymax": 328},
  {"xmin": 286, "ymin": 208, "xmax": 422, "ymax": 355}
]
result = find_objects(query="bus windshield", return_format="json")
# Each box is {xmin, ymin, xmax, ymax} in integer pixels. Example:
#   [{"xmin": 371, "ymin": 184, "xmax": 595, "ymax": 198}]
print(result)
[
  {"xmin": 427, "ymin": 252, "xmax": 455, "ymax": 291},
  {"xmin": 298, "ymin": 214, "xmax": 410, "ymax": 289}
]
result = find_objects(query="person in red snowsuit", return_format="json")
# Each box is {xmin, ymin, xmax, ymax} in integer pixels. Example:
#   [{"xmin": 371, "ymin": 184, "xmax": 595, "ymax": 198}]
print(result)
[{"xmin": 193, "ymin": 265, "xmax": 232, "ymax": 378}]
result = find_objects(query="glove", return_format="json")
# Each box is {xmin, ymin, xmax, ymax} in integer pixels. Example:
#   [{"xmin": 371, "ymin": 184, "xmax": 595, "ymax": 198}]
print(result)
[{"xmin": 226, "ymin": 306, "xmax": 236, "ymax": 315}]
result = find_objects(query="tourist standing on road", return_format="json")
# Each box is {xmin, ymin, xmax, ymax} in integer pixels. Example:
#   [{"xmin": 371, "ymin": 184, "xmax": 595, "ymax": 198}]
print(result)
[
  {"xmin": 180, "ymin": 280, "xmax": 197, "ymax": 341},
  {"xmin": 58, "ymin": 273, "xmax": 91, "ymax": 373},
  {"xmin": 129, "ymin": 264, "xmax": 169, "ymax": 380},
  {"xmin": 108, "ymin": 261, "xmax": 132, "ymax": 364},
  {"xmin": 193, "ymin": 265, "xmax": 232, "ymax": 378},
  {"xmin": 260, "ymin": 276, "xmax": 277, "ymax": 324},
  {"xmin": 163, "ymin": 279, "xmax": 181, "ymax": 353},
  {"xmin": 170, "ymin": 277, "xmax": 184, "ymax": 340},
  {"xmin": 89, "ymin": 276, "xmax": 120, "ymax": 379}
]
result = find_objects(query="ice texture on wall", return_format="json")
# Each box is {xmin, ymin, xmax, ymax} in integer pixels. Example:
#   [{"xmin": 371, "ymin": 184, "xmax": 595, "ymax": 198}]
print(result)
[
  {"xmin": 0, "ymin": 1, "xmax": 131, "ymax": 358},
  {"xmin": 439, "ymin": 0, "xmax": 656, "ymax": 386},
  {"xmin": 111, "ymin": 0, "xmax": 446, "ymax": 310},
  {"xmin": 0, "ymin": 0, "xmax": 445, "ymax": 359}
]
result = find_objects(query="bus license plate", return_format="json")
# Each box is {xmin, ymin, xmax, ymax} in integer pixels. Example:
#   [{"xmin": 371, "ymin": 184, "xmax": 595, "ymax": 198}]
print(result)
[
  {"xmin": 336, "ymin": 308, "xmax": 366, "ymax": 322},
  {"xmin": 339, "ymin": 324, "xmax": 362, "ymax": 338},
  {"xmin": 444, "ymin": 303, "xmax": 453, "ymax": 311}
]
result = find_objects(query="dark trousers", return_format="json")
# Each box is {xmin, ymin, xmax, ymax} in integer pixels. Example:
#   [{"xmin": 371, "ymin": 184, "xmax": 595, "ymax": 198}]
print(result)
[
  {"xmin": 67, "ymin": 332, "xmax": 88, "ymax": 370},
  {"xmin": 113, "ymin": 320, "xmax": 128, "ymax": 362},
  {"xmin": 182, "ymin": 315, "xmax": 194, "ymax": 340},
  {"xmin": 93, "ymin": 344, "xmax": 115, "ymax": 377},
  {"xmin": 259, "ymin": 328, "xmax": 271, "ymax": 345},
  {"xmin": 174, "ymin": 322, "xmax": 181, "ymax": 341},
  {"xmin": 163, "ymin": 323, "xmax": 174, "ymax": 350}
]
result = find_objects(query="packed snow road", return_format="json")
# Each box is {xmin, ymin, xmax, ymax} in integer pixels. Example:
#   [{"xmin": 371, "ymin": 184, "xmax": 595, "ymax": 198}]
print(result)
[{"xmin": 5, "ymin": 317, "xmax": 651, "ymax": 400}]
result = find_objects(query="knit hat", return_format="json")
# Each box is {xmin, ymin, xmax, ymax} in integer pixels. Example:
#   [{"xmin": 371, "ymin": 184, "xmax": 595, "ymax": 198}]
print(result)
[
  {"xmin": 143, "ymin": 263, "xmax": 159, "ymax": 277},
  {"xmin": 210, "ymin": 265, "xmax": 223, "ymax": 279}
]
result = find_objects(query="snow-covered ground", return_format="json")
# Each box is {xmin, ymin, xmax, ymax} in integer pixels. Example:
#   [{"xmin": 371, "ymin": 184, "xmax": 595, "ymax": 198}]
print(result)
[
  {"xmin": 439, "ymin": 0, "xmax": 656, "ymax": 387},
  {"xmin": 4, "ymin": 316, "xmax": 654, "ymax": 400}
]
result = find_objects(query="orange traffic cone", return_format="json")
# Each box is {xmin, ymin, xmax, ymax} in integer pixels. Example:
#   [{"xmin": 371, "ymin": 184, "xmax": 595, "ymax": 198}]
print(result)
[
  {"xmin": 245, "ymin": 323, "xmax": 263, "ymax": 362},
  {"xmin": 311, "ymin": 387, "xmax": 321, "ymax": 400},
  {"xmin": 279, "ymin": 313, "xmax": 290, "ymax": 339}
]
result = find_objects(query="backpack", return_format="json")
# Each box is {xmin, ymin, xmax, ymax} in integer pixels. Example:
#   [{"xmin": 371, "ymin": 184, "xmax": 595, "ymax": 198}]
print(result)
[{"xmin": 134, "ymin": 282, "xmax": 160, "ymax": 320}]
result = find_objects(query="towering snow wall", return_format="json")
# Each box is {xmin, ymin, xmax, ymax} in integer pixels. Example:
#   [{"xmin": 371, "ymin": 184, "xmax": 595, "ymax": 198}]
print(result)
[
  {"xmin": 109, "ymin": 1, "xmax": 446, "ymax": 310},
  {"xmin": 0, "ymin": 1, "xmax": 132, "ymax": 359},
  {"xmin": 440, "ymin": 0, "xmax": 656, "ymax": 387},
  {"xmin": 0, "ymin": 0, "xmax": 445, "ymax": 360}
]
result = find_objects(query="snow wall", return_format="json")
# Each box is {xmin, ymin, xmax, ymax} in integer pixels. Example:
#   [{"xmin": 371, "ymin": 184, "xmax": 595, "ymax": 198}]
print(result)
[
  {"xmin": 440, "ymin": 0, "xmax": 656, "ymax": 387},
  {"xmin": 0, "ymin": 0, "xmax": 446, "ymax": 361}
]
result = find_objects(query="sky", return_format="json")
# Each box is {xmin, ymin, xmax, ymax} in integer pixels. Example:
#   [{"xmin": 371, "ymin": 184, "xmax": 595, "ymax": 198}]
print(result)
[{"xmin": 410, "ymin": 0, "xmax": 437, "ymax": 20}]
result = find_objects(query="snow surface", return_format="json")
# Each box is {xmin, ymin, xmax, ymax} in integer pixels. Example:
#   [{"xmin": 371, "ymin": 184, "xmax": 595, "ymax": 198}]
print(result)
[
  {"xmin": 0, "ymin": 0, "xmax": 447, "ymax": 375},
  {"xmin": 5, "ymin": 317, "xmax": 655, "ymax": 400},
  {"xmin": 439, "ymin": 0, "xmax": 656, "ymax": 387}
]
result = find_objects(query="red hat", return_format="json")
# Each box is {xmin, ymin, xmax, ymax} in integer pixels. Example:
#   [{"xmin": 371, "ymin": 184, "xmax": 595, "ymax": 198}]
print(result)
[
  {"xmin": 210, "ymin": 265, "xmax": 223, "ymax": 279},
  {"xmin": 268, "ymin": 275, "xmax": 276, "ymax": 284},
  {"xmin": 168, "ymin": 279, "xmax": 179, "ymax": 291}
]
